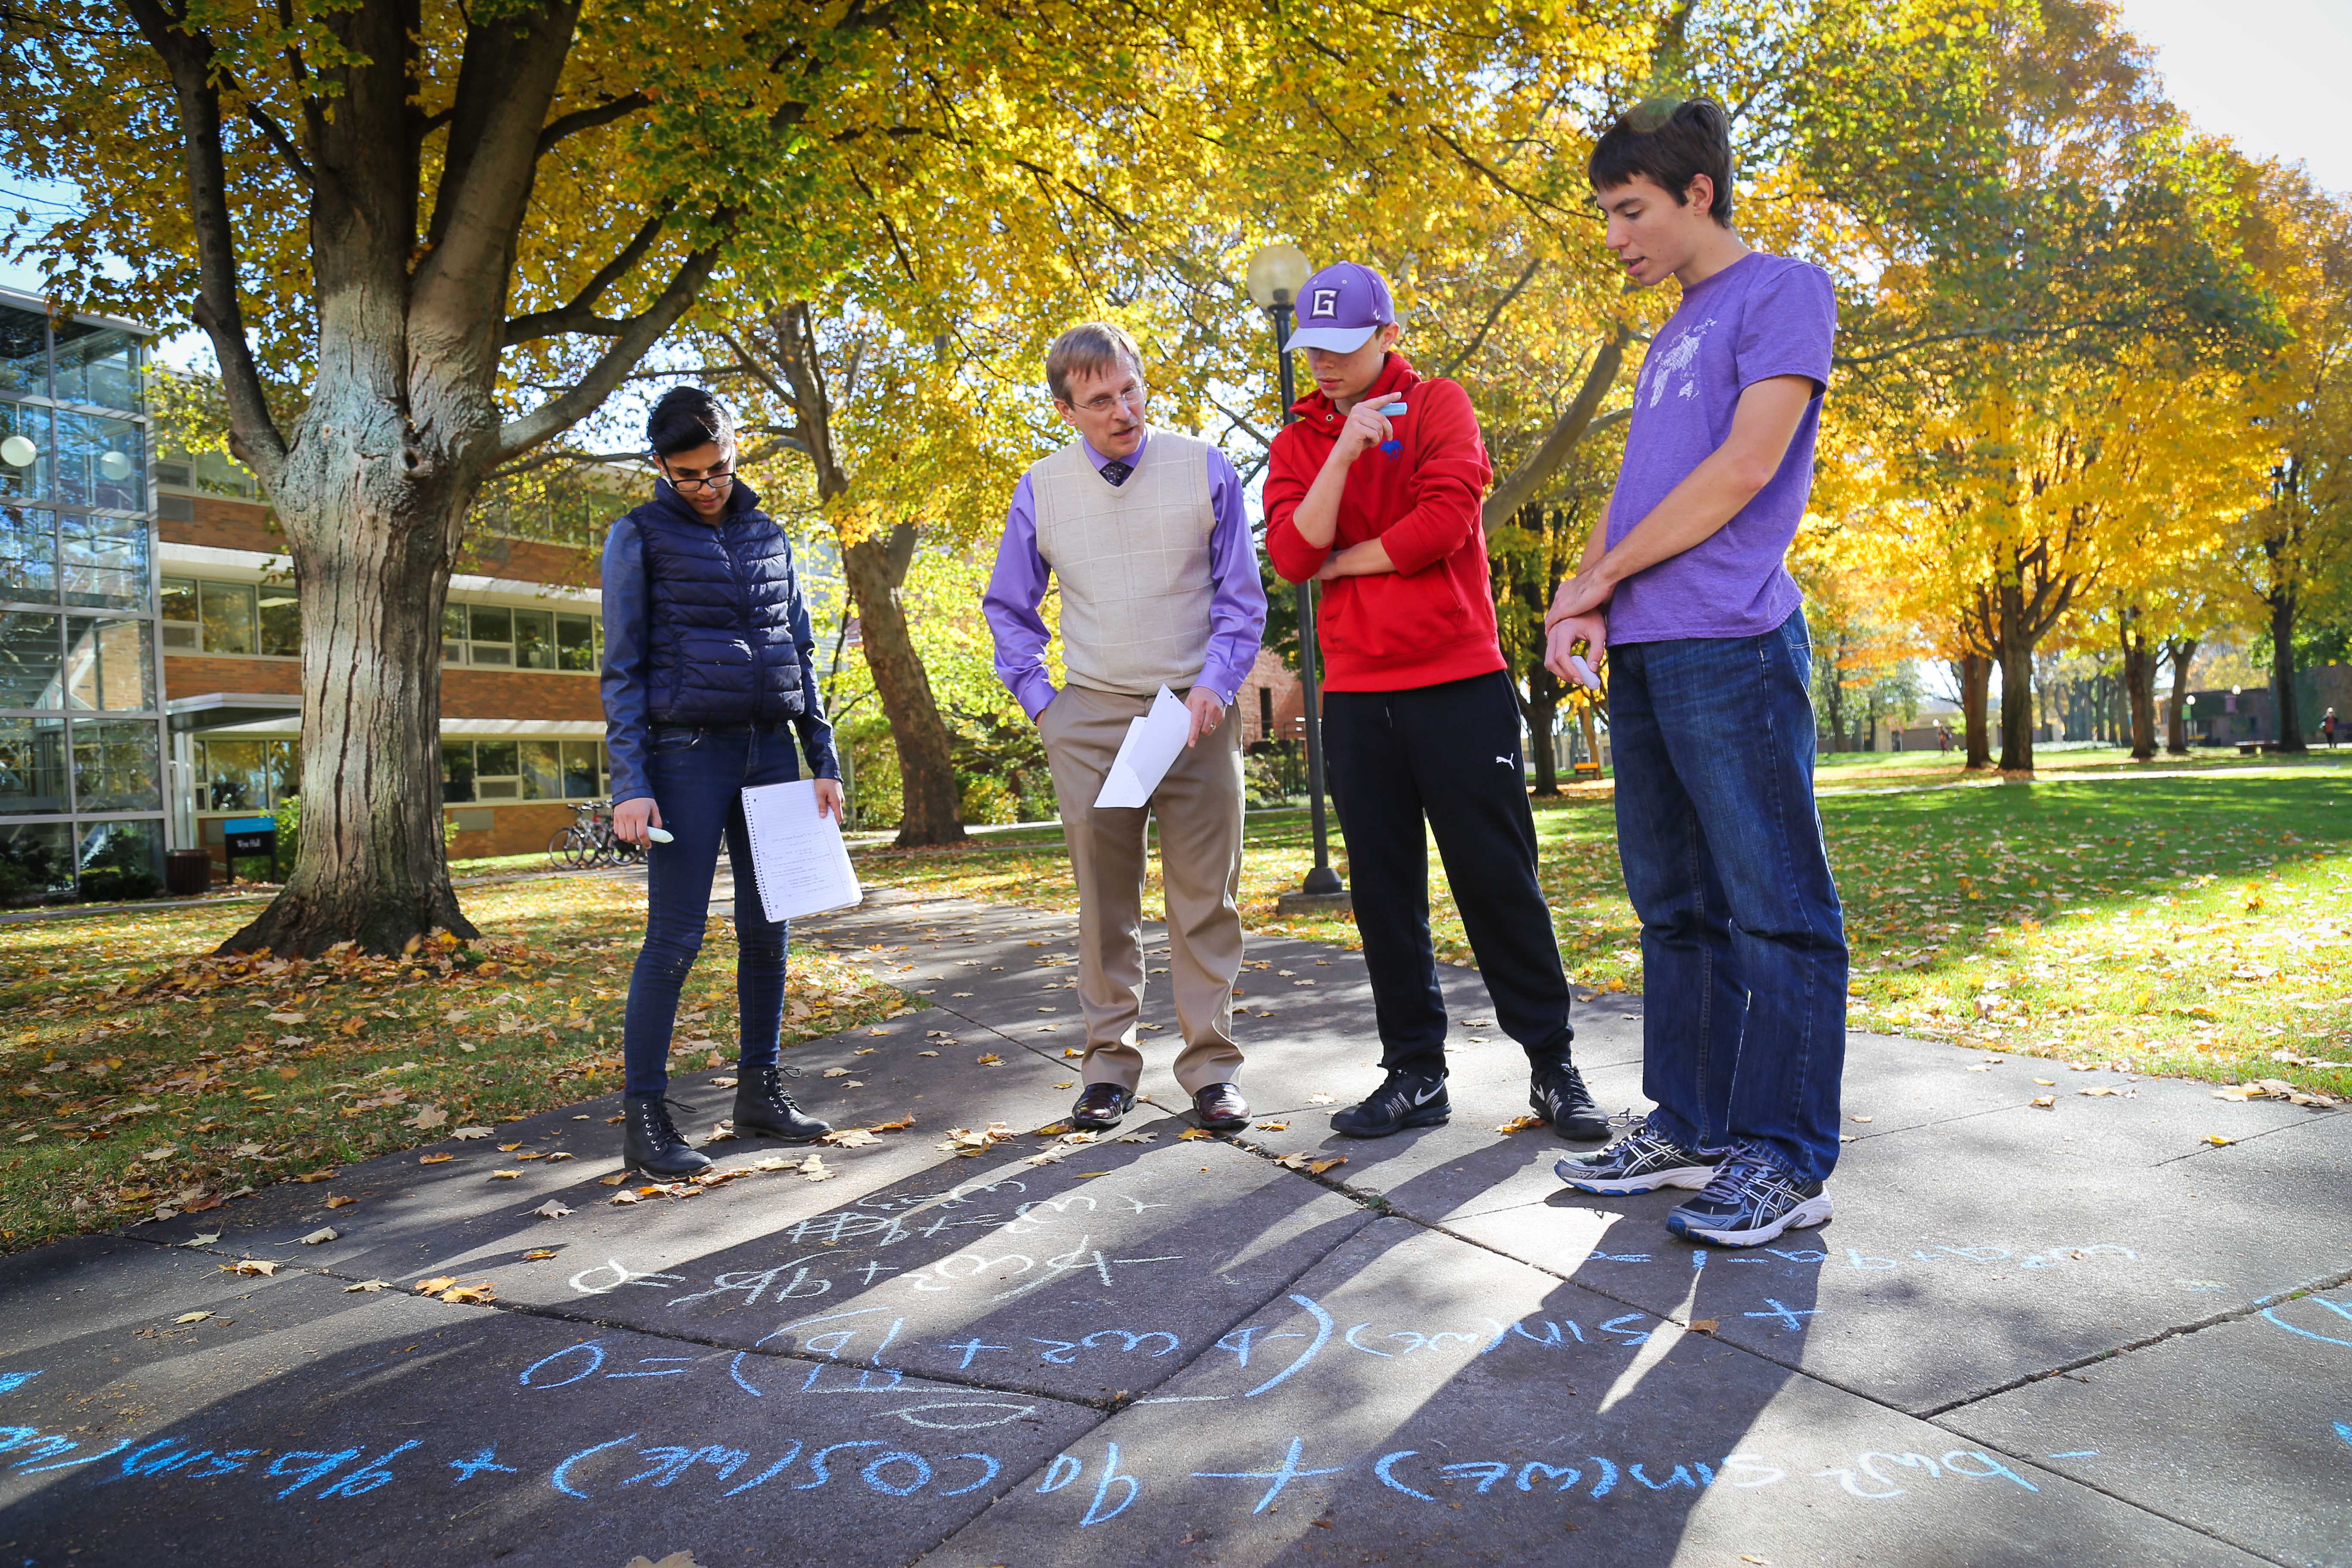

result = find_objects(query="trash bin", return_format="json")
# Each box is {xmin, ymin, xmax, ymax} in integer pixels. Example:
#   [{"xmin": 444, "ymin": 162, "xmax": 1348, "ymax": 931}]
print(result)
[{"xmin": 165, "ymin": 849, "xmax": 213, "ymax": 897}]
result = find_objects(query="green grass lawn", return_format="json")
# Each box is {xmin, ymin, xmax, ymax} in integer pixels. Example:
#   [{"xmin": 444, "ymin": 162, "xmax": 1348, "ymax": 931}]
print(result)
[
  {"xmin": 0, "ymin": 879, "xmax": 907, "ymax": 1253},
  {"xmin": 853, "ymin": 753, "xmax": 2352, "ymax": 1102}
]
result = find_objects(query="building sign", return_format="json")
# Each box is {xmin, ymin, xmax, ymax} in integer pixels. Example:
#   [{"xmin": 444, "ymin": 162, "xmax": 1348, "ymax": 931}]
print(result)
[{"xmin": 223, "ymin": 815, "xmax": 277, "ymax": 857}]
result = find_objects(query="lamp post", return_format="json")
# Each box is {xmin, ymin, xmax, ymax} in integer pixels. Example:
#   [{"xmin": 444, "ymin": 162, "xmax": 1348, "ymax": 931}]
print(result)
[{"xmin": 1246, "ymin": 243, "xmax": 1349, "ymax": 914}]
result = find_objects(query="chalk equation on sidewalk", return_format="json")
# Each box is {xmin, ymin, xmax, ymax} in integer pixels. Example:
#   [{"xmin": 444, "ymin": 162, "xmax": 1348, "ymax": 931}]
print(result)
[
  {"xmin": 2261, "ymin": 1293, "xmax": 2352, "ymax": 1348},
  {"xmin": 0, "ymin": 1415, "xmax": 2058, "ymax": 1530}
]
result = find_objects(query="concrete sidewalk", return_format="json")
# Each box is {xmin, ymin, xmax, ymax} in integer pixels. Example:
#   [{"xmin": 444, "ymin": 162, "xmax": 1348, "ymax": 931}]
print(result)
[{"xmin": 0, "ymin": 888, "xmax": 2344, "ymax": 1567}]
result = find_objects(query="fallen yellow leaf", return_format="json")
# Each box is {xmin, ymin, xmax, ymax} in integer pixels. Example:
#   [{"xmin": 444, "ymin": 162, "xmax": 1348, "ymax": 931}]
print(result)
[
  {"xmin": 419, "ymin": 1152, "xmax": 453, "ymax": 1164},
  {"xmin": 173, "ymin": 1311, "xmax": 211, "ymax": 1324},
  {"xmin": 489, "ymin": 1170, "xmax": 523, "ymax": 1180},
  {"xmin": 2030, "ymin": 1096, "xmax": 2055, "ymax": 1108},
  {"xmin": 1494, "ymin": 1115, "xmax": 1544, "ymax": 1133},
  {"xmin": 2204, "ymin": 1133, "xmax": 2234, "ymax": 1146},
  {"xmin": 414, "ymin": 1276, "xmax": 458, "ymax": 1295},
  {"xmin": 521, "ymin": 1248, "xmax": 559, "ymax": 1261}
]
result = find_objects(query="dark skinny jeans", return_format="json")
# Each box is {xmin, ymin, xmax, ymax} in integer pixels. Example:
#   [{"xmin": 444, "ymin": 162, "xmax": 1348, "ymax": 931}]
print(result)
[{"xmin": 621, "ymin": 724, "xmax": 801, "ymax": 1099}]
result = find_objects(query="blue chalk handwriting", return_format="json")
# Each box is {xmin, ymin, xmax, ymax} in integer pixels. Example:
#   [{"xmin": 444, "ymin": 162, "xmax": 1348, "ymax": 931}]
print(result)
[
  {"xmin": 0, "ymin": 1370, "xmax": 40, "ymax": 1395},
  {"xmin": 1191, "ymin": 1436, "xmax": 1346, "ymax": 1514},
  {"xmin": 2262, "ymin": 1295, "xmax": 2352, "ymax": 1349},
  {"xmin": 1035, "ymin": 1442, "xmax": 1142, "ymax": 1525}
]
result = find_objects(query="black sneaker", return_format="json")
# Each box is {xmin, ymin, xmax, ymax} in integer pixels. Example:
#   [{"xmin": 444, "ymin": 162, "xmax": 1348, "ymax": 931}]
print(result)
[
  {"xmin": 1556, "ymin": 1122, "xmax": 1721, "ymax": 1195},
  {"xmin": 622, "ymin": 1093, "xmax": 713, "ymax": 1179},
  {"xmin": 1666, "ymin": 1152, "xmax": 1833, "ymax": 1247},
  {"xmin": 1070, "ymin": 1082, "xmax": 1136, "ymax": 1131},
  {"xmin": 1529, "ymin": 1061, "xmax": 1608, "ymax": 1140},
  {"xmin": 1330, "ymin": 1071, "xmax": 1449, "ymax": 1139},
  {"xmin": 732, "ymin": 1063, "xmax": 830, "ymax": 1142}
]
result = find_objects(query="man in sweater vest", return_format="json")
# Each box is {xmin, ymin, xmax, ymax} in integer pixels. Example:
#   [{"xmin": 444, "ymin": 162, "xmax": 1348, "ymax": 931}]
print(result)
[{"xmin": 983, "ymin": 322, "xmax": 1268, "ymax": 1133}]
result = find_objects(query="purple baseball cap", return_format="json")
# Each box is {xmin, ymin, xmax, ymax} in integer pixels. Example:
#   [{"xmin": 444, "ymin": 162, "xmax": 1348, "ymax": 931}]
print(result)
[{"xmin": 1286, "ymin": 260, "xmax": 1395, "ymax": 352}]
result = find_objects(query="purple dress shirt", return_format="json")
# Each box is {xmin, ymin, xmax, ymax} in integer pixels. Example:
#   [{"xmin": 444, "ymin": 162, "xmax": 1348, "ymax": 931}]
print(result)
[{"xmin": 983, "ymin": 429, "xmax": 1267, "ymax": 719}]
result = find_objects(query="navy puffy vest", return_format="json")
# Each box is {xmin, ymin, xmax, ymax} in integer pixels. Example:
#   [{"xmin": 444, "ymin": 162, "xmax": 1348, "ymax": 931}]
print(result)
[{"xmin": 625, "ymin": 488, "xmax": 807, "ymax": 728}]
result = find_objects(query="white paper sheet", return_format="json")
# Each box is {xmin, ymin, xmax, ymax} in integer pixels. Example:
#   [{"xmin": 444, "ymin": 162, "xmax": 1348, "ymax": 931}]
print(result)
[
  {"xmin": 1093, "ymin": 685, "xmax": 1193, "ymax": 808},
  {"xmin": 739, "ymin": 778, "xmax": 863, "ymax": 922}
]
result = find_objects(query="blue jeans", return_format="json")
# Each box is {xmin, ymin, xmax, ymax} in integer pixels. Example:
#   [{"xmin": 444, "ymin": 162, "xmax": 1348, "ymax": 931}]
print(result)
[
  {"xmin": 1608, "ymin": 609, "xmax": 1847, "ymax": 1183},
  {"xmin": 622, "ymin": 724, "xmax": 799, "ymax": 1099}
]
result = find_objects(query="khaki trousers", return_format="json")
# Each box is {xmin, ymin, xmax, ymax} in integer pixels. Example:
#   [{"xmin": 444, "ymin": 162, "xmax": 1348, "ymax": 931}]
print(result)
[{"xmin": 1038, "ymin": 683, "xmax": 1246, "ymax": 1095}]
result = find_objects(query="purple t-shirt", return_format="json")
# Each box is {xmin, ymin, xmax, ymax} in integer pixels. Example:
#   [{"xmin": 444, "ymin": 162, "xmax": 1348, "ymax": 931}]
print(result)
[{"xmin": 1603, "ymin": 251, "xmax": 1836, "ymax": 644}]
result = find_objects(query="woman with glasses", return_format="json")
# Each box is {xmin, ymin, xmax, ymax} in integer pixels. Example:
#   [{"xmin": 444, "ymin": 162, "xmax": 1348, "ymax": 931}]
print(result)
[{"xmin": 600, "ymin": 386, "xmax": 843, "ymax": 1176}]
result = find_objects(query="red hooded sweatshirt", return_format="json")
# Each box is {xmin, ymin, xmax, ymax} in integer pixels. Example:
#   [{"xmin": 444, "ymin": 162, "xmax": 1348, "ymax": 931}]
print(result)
[{"xmin": 1263, "ymin": 354, "xmax": 1504, "ymax": 692}]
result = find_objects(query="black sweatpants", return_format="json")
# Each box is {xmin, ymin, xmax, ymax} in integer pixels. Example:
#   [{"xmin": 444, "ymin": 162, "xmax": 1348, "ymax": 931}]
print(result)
[{"xmin": 1322, "ymin": 669, "xmax": 1576, "ymax": 1079}]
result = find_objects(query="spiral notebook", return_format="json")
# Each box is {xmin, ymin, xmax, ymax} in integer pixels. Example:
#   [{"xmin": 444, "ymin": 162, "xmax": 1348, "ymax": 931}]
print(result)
[{"xmin": 739, "ymin": 779, "xmax": 863, "ymax": 922}]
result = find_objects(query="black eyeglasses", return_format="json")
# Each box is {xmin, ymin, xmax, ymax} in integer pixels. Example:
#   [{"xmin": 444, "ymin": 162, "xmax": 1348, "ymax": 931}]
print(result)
[{"xmin": 656, "ymin": 458, "xmax": 735, "ymax": 493}]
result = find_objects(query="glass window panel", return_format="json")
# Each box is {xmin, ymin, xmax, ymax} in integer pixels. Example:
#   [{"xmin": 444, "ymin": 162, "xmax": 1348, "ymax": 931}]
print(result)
[
  {"xmin": 65, "ymin": 618, "xmax": 153, "ymax": 711},
  {"xmin": 441, "ymin": 601, "xmax": 466, "ymax": 664},
  {"xmin": 561, "ymin": 740, "xmax": 601, "ymax": 798},
  {"xmin": 514, "ymin": 608, "xmax": 555, "ymax": 670},
  {"xmin": 518, "ymin": 739, "xmax": 561, "ymax": 799},
  {"xmin": 0, "ymin": 306, "xmax": 45, "ymax": 397},
  {"xmin": 0, "ymin": 402, "xmax": 50, "ymax": 501},
  {"xmin": 51, "ymin": 323, "xmax": 141, "ymax": 412},
  {"xmin": 160, "ymin": 576, "xmax": 196, "ymax": 622},
  {"xmin": 467, "ymin": 603, "xmax": 512, "ymax": 664},
  {"xmin": 556, "ymin": 613, "xmax": 594, "ymax": 671},
  {"xmin": 0, "ymin": 610, "xmax": 62, "ymax": 708},
  {"xmin": 441, "ymin": 740, "xmax": 475, "ymax": 803},
  {"xmin": 199, "ymin": 580, "xmax": 256, "ymax": 654},
  {"xmin": 197, "ymin": 737, "xmax": 267, "ymax": 811},
  {"xmin": 0, "ymin": 505, "xmax": 56, "ymax": 604},
  {"xmin": 78, "ymin": 818, "xmax": 161, "ymax": 900},
  {"xmin": 56, "ymin": 412, "xmax": 144, "ymax": 511},
  {"xmin": 193, "ymin": 450, "xmax": 257, "ymax": 499},
  {"xmin": 264, "ymin": 738, "xmax": 298, "ymax": 807},
  {"xmin": 60, "ymin": 512, "xmax": 148, "ymax": 609},
  {"xmin": 257, "ymin": 580, "xmax": 299, "ymax": 656},
  {"xmin": 0, "ymin": 820, "xmax": 74, "ymax": 900},
  {"xmin": 474, "ymin": 740, "xmax": 517, "ymax": 778},
  {"xmin": 71, "ymin": 717, "xmax": 161, "ymax": 810},
  {"xmin": 0, "ymin": 716, "xmax": 67, "ymax": 812}
]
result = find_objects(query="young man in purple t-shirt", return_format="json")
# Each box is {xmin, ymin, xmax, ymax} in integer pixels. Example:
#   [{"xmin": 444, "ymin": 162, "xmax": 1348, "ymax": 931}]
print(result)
[{"xmin": 1545, "ymin": 99, "xmax": 1848, "ymax": 1247}]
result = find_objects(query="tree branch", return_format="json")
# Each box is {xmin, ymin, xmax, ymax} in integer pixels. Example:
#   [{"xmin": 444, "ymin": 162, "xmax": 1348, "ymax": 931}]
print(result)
[
  {"xmin": 493, "ymin": 234, "xmax": 728, "ymax": 462},
  {"xmin": 122, "ymin": 0, "xmax": 287, "ymax": 485},
  {"xmin": 1482, "ymin": 324, "xmax": 1631, "ymax": 526},
  {"xmin": 1438, "ymin": 257, "xmax": 1542, "ymax": 380},
  {"xmin": 501, "ymin": 206, "xmax": 672, "ymax": 344},
  {"xmin": 536, "ymin": 92, "xmax": 653, "ymax": 157}
]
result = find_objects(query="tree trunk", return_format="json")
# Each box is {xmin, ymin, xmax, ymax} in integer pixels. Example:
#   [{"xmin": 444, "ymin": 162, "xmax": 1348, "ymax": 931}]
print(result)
[
  {"xmin": 2164, "ymin": 637, "xmax": 2198, "ymax": 754},
  {"xmin": 1819, "ymin": 651, "xmax": 1847, "ymax": 753},
  {"xmin": 1996, "ymin": 583, "xmax": 2038, "ymax": 774},
  {"xmin": 839, "ymin": 523, "xmax": 968, "ymax": 846},
  {"xmin": 1578, "ymin": 703, "xmax": 1605, "ymax": 775},
  {"xmin": 225, "ymin": 432, "xmax": 481, "ymax": 955},
  {"xmin": 764, "ymin": 300, "xmax": 966, "ymax": 846},
  {"xmin": 2119, "ymin": 621, "xmax": 2157, "ymax": 761},
  {"xmin": 1959, "ymin": 652, "xmax": 1994, "ymax": 770},
  {"xmin": 1522, "ymin": 659, "xmax": 1560, "ymax": 796},
  {"xmin": 2269, "ymin": 587, "xmax": 2306, "ymax": 753}
]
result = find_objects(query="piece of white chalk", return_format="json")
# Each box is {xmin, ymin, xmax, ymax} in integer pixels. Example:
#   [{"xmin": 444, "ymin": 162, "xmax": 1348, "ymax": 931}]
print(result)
[
  {"xmin": 1568, "ymin": 654, "xmax": 1600, "ymax": 690},
  {"xmin": 645, "ymin": 826, "xmax": 674, "ymax": 844},
  {"xmin": 1375, "ymin": 400, "xmax": 1407, "ymax": 416}
]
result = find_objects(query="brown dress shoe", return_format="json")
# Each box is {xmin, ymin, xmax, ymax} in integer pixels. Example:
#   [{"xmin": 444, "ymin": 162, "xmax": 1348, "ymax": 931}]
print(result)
[
  {"xmin": 1071, "ymin": 1082, "xmax": 1136, "ymax": 1130},
  {"xmin": 1193, "ymin": 1082, "xmax": 1248, "ymax": 1132}
]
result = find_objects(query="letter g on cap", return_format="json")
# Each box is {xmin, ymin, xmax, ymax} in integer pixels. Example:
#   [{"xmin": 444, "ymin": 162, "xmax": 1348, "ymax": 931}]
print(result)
[{"xmin": 1311, "ymin": 288, "xmax": 1339, "ymax": 318}]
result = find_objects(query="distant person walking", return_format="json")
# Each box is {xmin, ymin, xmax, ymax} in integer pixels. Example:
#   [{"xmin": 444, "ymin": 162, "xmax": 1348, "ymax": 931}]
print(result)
[
  {"xmin": 2325, "ymin": 707, "xmax": 2339, "ymax": 748},
  {"xmin": 1545, "ymin": 100, "xmax": 1848, "ymax": 1247},
  {"xmin": 602, "ymin": 387, "xmax": 842, "ymax": 1177},
  {"xmin": 983, "ymin": 322, "xmax": 1268, "ymax": 1135},
  {"xmin": 1264, "ymin": 260, "xmax": 1606, "ymax": 1144}
]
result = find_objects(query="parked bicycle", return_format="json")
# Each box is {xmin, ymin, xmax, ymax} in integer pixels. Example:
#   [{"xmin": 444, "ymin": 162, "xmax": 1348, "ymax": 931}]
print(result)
[{"xmin": 547, "ymin": 800, "xmax": 643, "ymax": 870}]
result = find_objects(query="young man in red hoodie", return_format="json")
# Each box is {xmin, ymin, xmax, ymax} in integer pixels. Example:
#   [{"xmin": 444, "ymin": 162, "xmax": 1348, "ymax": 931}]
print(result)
[{"xmin": 1265, "ymin": 261, "xmax": 1605, "ymax": 1142}]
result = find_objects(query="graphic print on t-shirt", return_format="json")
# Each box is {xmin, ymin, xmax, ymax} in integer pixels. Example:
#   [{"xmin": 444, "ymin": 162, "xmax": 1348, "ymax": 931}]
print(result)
[{"xmin": 1641, "ymin": 318, "xmax": 1717, "ymax": 408}]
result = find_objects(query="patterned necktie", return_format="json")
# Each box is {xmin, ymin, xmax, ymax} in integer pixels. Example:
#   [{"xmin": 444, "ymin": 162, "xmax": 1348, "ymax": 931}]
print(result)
[{"xmin": 1099, "ymin": 459, "xmax": 1133, "ymax": 487}]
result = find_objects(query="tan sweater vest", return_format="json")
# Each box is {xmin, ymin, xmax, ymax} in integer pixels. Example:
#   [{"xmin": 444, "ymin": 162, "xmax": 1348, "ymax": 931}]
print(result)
[{"xmin": 1030, "ymin": 429, "xmax": 1216, "ymax": 696}]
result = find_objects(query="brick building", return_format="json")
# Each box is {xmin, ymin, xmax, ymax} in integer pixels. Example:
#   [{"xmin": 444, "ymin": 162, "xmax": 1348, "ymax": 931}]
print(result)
[
  {"xmin": 0, "ymin": 288, "xmax": 647, "ymax": 900},
  {"xmin": 158, "ymin": 450, "xmax": 631, "ymax": 870}
]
